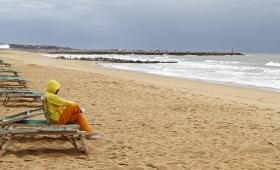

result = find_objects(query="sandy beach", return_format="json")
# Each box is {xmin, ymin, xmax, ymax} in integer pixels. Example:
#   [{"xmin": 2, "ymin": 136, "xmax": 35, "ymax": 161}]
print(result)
[{"xmin": 1, "ymin": 50, "xmax": 280, "ymax": 169}]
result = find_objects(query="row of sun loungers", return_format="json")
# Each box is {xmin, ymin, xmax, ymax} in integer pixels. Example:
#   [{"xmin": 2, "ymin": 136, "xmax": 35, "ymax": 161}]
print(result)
[
  {"xmin": 0, "ymin": 60, "xmax": 43, "ymax": 106},
  {"xmin": 0, "ymin": 60, "xmax": 92, "ymax": 156}
]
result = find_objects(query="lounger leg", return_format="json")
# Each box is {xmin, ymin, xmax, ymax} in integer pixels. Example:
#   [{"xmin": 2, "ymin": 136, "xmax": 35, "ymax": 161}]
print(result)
[
  {"xmin": 0, "ymin": 135, "xmax": 6, "ymax": 148},
  {"xmin": 0, "ymin": 135, "xmax": 13, "ymax": 157},
  {"xmin": 3, "ymin": 97, "xmax": 9, "ymax": 106},
  {"xmin": 35, "ymin": 97, "xmax": 43, "ymax": 104},
  {"xmin": 2, "ymin": 98, "xmax": 6, "ymax": 105},
  {"xmin": 79, "ymin": 135, "xmax": 89, "ymax": 155},
  {"xmin": 6, "ymin": 97, "xmax": 10, "ymax": 106},
  {"xmin": 19, "ymin": 81, "xmax": 26, "ymax": 88},
  {"xmin": 33, "ymin": 97, "xmax": 38, "ymax": 102},
  {"xmin": 65, "ymin": 135, "xmax": 78, "ymax": 149}
]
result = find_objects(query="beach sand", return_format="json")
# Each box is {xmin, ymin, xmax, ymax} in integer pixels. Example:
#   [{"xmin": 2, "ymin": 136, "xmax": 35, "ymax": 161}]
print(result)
[{"xmin": 1, "ymin": 50, "xmax": 280, "ymax": 169}]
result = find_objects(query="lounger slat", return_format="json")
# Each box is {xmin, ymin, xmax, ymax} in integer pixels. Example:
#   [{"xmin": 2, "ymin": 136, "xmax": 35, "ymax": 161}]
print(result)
[
  {"xmin": 0, "ymin": 76, "xmax": 25, "ymax": 81},
  {"xmin": 0, "ymin": 109, "xmax": 43, "ymax": 125},
  {"xmin": 0, "ymin": 68, "xmax": 18, "ymax": 72},
  {"xmin": 0, "ymin": 111, "xmax": 30, "ymax": 121},
  {"xmin": 0, "ymin": 93, "xmax": 42, "ymax": 97},
  {"xmin": 0, "ymin": 89, "xmax": 40, "ymax": 94},
  {"xmin": 0, "ymin": 128, "xmax": 78, "ymax": 135},
  {"xmin": 10, "ymin": 122, "xmax": 80, "ymax": 129},
  {"xmin": 0, "ymin": 113, "xmax": 44, "ymax": 126}
]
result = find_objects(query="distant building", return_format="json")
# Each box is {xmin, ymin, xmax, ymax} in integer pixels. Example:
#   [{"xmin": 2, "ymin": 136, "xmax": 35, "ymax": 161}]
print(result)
[{"xmin": 0, "ymin": 44, "xmax": 10, "ymax": 49}]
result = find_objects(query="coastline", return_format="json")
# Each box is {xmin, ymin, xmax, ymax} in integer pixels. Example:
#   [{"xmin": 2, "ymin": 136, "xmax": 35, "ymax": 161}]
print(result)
[
  {"xmin": 1, "ymin": 50, "xmax": 280, "ymax": 169},
  {"xmin": 97, "ymin": 62, "xmax": 280, "ymax": 94},
  {"xmin": 45, "ymin": 52, "xmax": 280, "ymax": 93}
]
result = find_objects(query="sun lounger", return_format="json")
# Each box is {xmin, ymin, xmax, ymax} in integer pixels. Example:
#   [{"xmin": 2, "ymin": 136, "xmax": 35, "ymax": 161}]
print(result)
[
  {"xmin": 0, "ymin": 68, "xmax": 20, "ymax": 76},
  {"xmin": 0, "ymin": 89, "xmax": 42, "ymax": 105},
  {"xmin": 1, "ymin": 93, "xmax": 43, "ymax": 106},
  {"xmin": 0, "ymin": 126, "xmax": 90, "ymax": 156},
  {"xmin": 0, "ymin": 104, "xmax": 92, "ymax": 156},
  {"xmin": 0, "ymin": 62, "xmax": 11, "ymax": 67},
  {"xmin": 0, "ymin": 88, "xmax": 42, "ymax": 105},
  {"xmin": 0, "ymin": 76, "xmax": 27, "ymax": 88}
]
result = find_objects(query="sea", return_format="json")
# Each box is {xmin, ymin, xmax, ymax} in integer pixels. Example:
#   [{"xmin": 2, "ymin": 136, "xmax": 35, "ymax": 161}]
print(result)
[{"xmin": 44, "ymin": 53, "xmax": 280, "ymax": 92}]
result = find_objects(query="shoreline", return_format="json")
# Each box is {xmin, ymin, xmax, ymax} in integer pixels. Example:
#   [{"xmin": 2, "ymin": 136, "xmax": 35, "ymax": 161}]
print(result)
[
  {"xmin": 92, "ymin": 63, "xmax": 280, "ymax": 109},
  {"xmin": 97, "ymin": 63, "xmax": 280, "ymax": 94}
]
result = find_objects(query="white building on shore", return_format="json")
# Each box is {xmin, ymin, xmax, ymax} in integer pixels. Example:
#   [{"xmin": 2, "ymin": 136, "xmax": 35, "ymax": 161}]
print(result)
[{"xmin": 0, "ymin": 44, "xmax": 10, "ymax": 49}]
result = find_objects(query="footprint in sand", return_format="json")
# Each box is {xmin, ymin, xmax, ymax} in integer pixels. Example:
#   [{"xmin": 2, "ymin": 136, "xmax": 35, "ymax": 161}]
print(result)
[
  {"xmin": 238, "ymin": 142, "xmax": 276, "ymax": 154},
  {"xmin": 146, "ymin": 163, "xmax": 167, "ymax": 170},
  {"xmin": 27, "ymin": 64, "xmax": 42, "ymax": 68},
  {"xmin": 272, "ymin": 143, "xmax": 280, "ymax": 152}
]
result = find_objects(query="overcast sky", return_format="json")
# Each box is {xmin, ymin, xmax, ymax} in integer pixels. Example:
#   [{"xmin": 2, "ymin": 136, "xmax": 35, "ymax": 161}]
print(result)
[{"xmin": 0, "ymin": 0, "xmax": 279, "ymax": 52}]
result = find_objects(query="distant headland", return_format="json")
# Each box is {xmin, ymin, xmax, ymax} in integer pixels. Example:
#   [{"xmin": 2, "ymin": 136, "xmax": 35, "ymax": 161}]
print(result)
[{"xmin": 7, "ymin": 43, "xmax": 243, "ymax": 56}]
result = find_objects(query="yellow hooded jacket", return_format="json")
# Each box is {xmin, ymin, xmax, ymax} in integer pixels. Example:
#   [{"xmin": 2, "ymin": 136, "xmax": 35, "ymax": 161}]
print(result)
[{"xmin": 45, "ymin": 80, "xmax": 70, "ymax": 122}]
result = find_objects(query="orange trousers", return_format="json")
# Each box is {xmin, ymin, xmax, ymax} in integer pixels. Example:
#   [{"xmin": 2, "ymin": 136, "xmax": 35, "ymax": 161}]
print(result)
[{"xmin": 58, "ymin": 103, "xmax": 93, "ymax": 132}]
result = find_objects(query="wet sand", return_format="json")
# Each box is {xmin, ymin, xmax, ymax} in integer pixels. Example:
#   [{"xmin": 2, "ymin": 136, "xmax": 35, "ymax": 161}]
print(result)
[{"xmin": 1, "ymin": 50, "xmax": 280, "ymax": 169}]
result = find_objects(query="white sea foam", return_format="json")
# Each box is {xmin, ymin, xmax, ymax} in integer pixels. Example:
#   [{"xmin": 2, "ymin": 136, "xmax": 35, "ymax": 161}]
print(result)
[
  {"xmin": 265, "ymin": 61, "xmax": 280, "ymax": 67},
  {"xmin": 204, "ymin": 60, "xmax": 240, "ymax": 64}
]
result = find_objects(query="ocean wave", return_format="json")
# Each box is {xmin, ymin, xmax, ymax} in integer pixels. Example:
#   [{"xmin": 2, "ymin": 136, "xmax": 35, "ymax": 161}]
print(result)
[
  {"xmin": 180, "ymin": 61, "xmax": 236, "ymax": 70},
  {"xmin": 204, "ymin": 60, "xmax": 240, "ymax": 64},
  {"xmin": 265, "ymin": 62, "xmax": 280, "ymax": 67}
]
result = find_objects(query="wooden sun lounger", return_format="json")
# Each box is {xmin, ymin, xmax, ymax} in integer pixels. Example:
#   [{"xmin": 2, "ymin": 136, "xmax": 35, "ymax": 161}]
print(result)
[
  {"xmin": 0, "ymin": 103, "xmax": 92, "ymax": 156},
  {"xmin": 0, "ymin": 93, "xmax": 43, "ymax": 106},
  {"xmin": 0, "ymin": 62, "xmax": 11, "ymax": 67},
  {"xmin": 0, "ymin": 126, "xmax": 90, "ymax": 156},
  {"xmin": 0, "ymin": 76, "xmax": 27, "ymax": 88},
  {"xmin": 0, "ymin": 69, "xmax": 20, "ymax": 76}
]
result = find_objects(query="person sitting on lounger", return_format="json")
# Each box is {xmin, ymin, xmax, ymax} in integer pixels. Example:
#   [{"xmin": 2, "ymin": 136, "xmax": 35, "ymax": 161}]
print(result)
[{"xmin": 45, "ymin": 80, "xmax": 99, "ymax": 139}]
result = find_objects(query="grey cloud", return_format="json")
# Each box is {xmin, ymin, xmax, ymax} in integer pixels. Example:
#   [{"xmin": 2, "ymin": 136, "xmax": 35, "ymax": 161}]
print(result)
[
  {"xmin": 0, "ymin": 0, "xmax": 279, "ymax": 52},
  {"xmin": 0, "ymin": 0, "xmax": 131, "ymax": 18}
]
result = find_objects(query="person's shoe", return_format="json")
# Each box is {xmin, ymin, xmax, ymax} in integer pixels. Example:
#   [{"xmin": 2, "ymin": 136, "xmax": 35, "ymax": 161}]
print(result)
[
  {"xmin": 80, "ymin": 108, "xmax": 86, "ymax": 114},
  {"xmin": 86, "ymin": 133, "xmax": 100, "ymax": 140}
]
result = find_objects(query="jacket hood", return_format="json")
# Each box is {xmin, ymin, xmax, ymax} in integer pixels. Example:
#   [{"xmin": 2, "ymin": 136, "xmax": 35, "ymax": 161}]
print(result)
[{"xmin": 47, "ymin": 80, "xmax": 61, "ymax": 94}]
